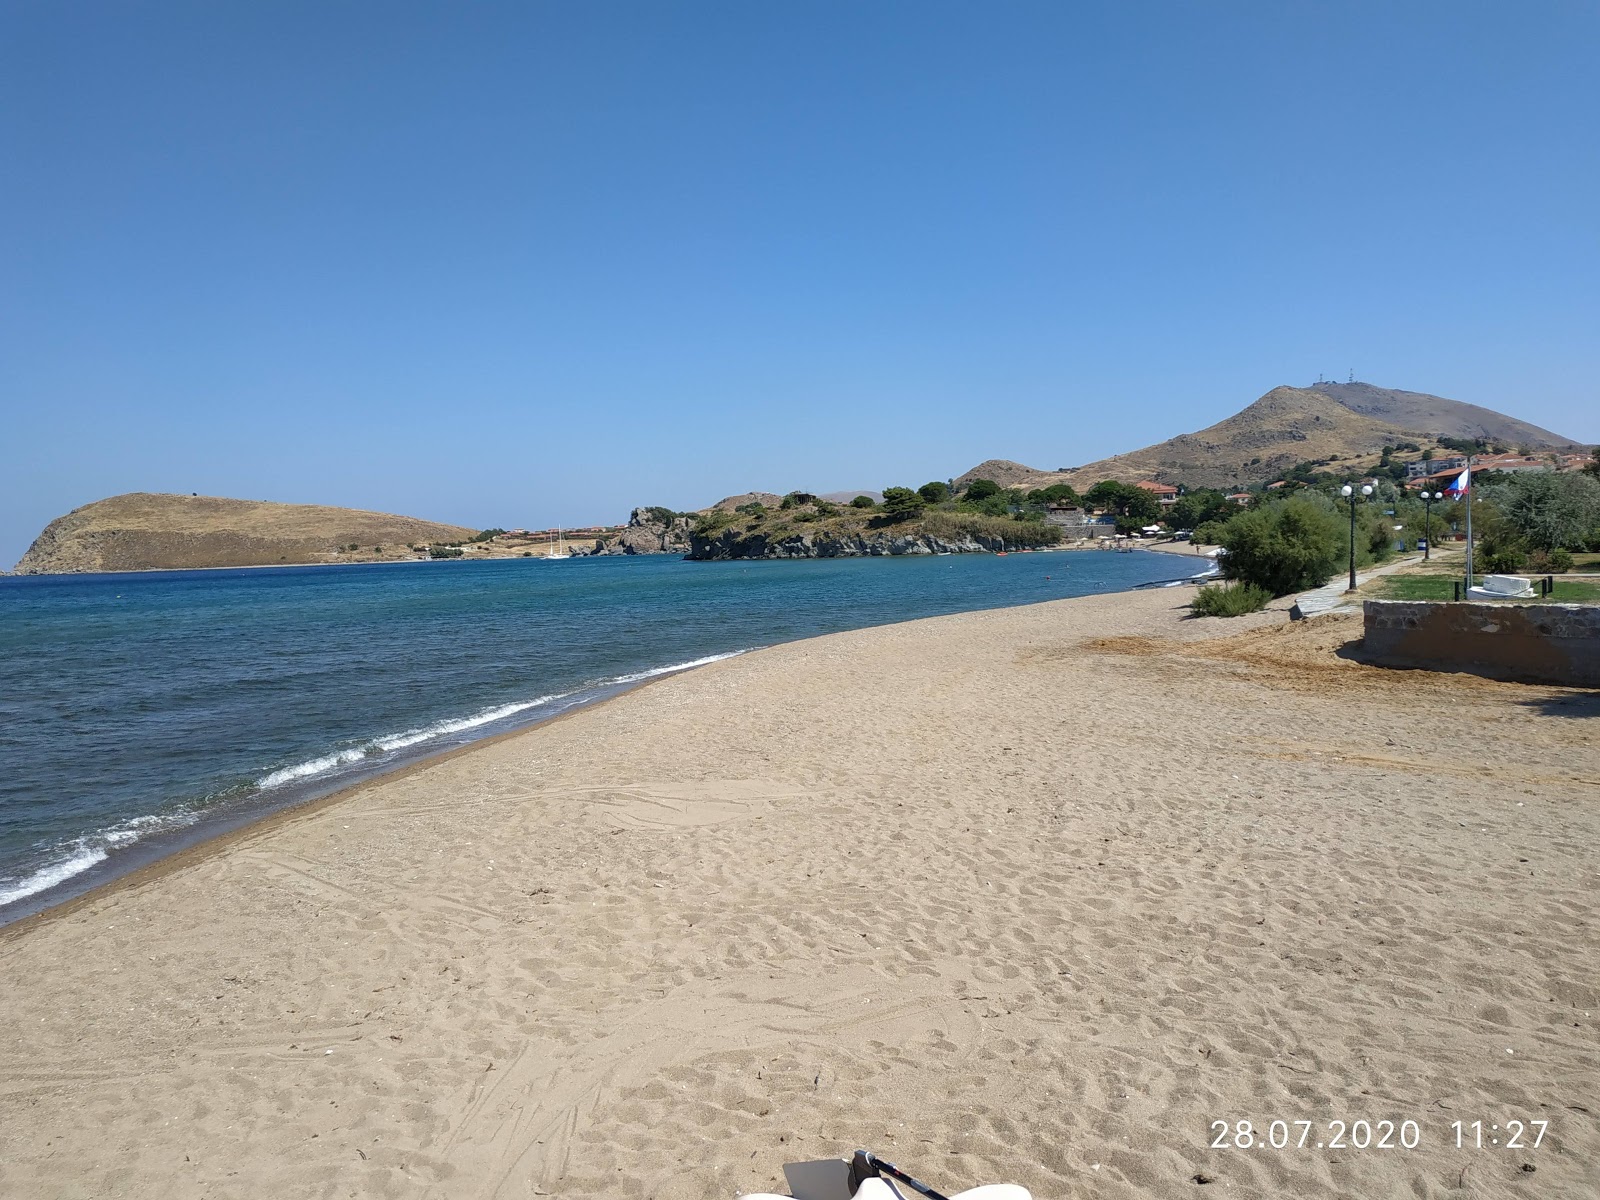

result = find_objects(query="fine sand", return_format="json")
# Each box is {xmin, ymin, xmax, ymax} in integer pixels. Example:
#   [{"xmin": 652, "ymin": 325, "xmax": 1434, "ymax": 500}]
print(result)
[{"xmin": 2, "ymin": 588, "xmax": 1597, "ymax": 1199}]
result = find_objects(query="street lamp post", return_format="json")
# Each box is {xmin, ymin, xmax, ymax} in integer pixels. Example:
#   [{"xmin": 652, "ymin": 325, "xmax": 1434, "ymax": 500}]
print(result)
[
  {"xmin": 1418, "ymin": 490, "xmax": 1439, "ymax": 561},
  {"xmin": 1340, "ymin": 483, "xmax": 1374, "ymax": 592}
]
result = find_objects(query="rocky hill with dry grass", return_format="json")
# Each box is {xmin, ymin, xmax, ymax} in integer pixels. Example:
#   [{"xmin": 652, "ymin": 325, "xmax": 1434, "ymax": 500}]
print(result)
[
  {"xmin": 955, "ymin": 383, "xmax": 1583, "ymax": 493},
  {"xmin": 13, "ymin": 493, "xmax": 478, "ymax": 575}
]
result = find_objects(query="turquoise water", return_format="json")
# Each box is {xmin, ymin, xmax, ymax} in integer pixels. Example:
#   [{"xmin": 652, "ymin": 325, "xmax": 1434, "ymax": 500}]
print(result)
[{"xmin": 0, "ymin": 550, "xmax": 1197, "ymax": 918}]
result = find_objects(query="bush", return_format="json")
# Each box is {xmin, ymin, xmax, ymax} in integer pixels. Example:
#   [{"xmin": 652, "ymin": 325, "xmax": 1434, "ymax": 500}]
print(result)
[
  {"xmin": 917, "ymin": 481, "xmax": 951, "ymax": 504},
  {"xmin": 920, "ymin": 510, "xmax": 1063, "ymax": 548},
  {"xmin": 1218, "ymin": 496, "xmax": 1344, "ymax": 596},
  {"xmin": 693, "ymin": 510, "xmax": 737, "ymax": 537},
  {"xmin": 1192, "ymin": 519, "xmax": 1227, "ymax": 545},
  {"xmin": 1190, "ymin": 582, "xmax": 1272, "ymax": 617},
  {"xmin": 964, "ymin": 478, "xmax": 1001, "ymax": 501},
  {"xmin": 850, "ymin": 495, "xmax": 876, "ymax": 509},
  {"xmin": 1480, "ymin": 543, "xmax": 1526, "ymax": 573},
  {"xmin": 428, "ymin": 546, "xmax": 464, "ymax": 559},
  {"xmin": 471, "ymin": 528, "xmax": 506, "ymax": 543},
  {"xmin": 1525, "ymin": 548, "xmax": 1571, "ymax": 574}
]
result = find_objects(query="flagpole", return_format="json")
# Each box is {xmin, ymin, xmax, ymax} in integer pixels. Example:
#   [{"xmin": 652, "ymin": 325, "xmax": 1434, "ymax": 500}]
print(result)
[{"xmin": 1463, "ymin": 455, "xmax": 1474, "ymax": 592}]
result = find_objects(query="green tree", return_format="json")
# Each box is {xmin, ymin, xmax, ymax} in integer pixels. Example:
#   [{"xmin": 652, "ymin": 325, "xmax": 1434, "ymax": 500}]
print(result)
[
  {"xmin": 1169, "ymin": 489, "xmax": 1233, "ymax": 530},
  {"xmin": 1024, "ymin": 482, "xmax": 1081, "ymax": 508},
  {"xmin": 1584, "ymin": 446, "xmax": 1600, "ymax": 480},
  {"xmin": 881, "ymin": 486, "xmax": 925, "ymax": 522},
  {"xmin": 850, "ymin": 494, "xmax": 876, "ymax": 509},
  {"xmin": 1219, "ymin": 496, "xmax": 1344, "ymax": 596},
  {"xmin": 964, "ymin": 478, "xmax": 1001, "ymax": 501},
  {"xmin": 917, "ymin": 480, "xmax": 951, "ymax": 504},
  {"xmin": 1084, "ymin": 480, "xmax": 1161, "ymax": 530},
  {"xmin": 1483, "ymin": 471, "xmax": 1600, "ymax": 551}
]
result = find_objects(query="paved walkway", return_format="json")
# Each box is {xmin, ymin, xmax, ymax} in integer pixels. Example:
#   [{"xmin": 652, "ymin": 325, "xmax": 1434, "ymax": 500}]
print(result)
[{"xmin": 1290, "ymin": 553, "xmax": 1425, "ymax": 619}]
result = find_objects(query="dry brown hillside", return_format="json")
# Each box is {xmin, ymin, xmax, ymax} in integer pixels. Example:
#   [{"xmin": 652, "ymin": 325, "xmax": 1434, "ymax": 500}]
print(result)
[
  {"xmin": 13, "ymin": 493, "xmax": 478, "ymax": 575},
  {"xmin": 955, "ymin": 383, "xmax": 1583, "ymax": 493}
]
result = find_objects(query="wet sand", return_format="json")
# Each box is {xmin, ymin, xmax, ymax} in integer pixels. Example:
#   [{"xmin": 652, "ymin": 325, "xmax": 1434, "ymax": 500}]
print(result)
[{"xmin": 2, "ymin": 587, "xmax": 1596, "ymax": 1199}]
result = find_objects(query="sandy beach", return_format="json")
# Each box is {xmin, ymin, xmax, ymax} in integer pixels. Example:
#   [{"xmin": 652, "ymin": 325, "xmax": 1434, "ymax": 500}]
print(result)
[{"xmin": 2, "ymin": 587, "xmax": 1596, "ymax": 1200}]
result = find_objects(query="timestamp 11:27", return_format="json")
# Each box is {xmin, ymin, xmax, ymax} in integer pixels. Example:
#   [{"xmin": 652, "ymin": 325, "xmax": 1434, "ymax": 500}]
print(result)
[{"xmin": 1454, "ymin": 1120, "xmax": 1548, "ymax": 1149}]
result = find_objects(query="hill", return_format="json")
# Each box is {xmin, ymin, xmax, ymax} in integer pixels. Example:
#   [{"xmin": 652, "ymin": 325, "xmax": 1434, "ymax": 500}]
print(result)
[
  {"xmin": 1305, "ymin": 381, "xmax": 1578, "ymax": 449},
  {"xmin": 955, "ymin": 382, "xmax": 1585, "ymax": 493},
  {"xmin": 13, "ymin": 493, "xmax": 479, "ymax": 575}
]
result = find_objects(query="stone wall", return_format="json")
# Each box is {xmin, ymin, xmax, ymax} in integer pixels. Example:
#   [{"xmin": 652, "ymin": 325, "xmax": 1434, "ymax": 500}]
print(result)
[{"xmin": 1363, "ymin": 600, "xmax": 1600, "ymax": 688}]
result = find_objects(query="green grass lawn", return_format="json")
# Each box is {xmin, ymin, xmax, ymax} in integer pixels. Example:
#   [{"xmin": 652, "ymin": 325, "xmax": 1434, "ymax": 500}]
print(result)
[{"xmin": 1373, "ymin": 575, "xmax": 1600, "ymax": 603}]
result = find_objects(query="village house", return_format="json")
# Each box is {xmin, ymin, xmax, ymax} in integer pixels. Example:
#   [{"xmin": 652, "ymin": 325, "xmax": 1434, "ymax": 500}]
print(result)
[
  {"xmin": 1133, "ymin": 480, "xmax": 1179, "ymax": 506},
  {"xmin": 1405, "ymin": 455, "xmax": 1468, "ymax": 478},
  {"xmin": 1044, "ymin": 505, "xmax": 1118, "ymax": 540}
]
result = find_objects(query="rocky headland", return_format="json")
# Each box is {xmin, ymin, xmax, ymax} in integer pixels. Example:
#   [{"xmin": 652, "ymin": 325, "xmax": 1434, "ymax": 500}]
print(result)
[
  {"xmin": 573, "ymin": 507, "xmax": 695, "ymax": 556},
  {"xmin": 13, "ymin": 493, "xmax": 478, "ymax": 575}
]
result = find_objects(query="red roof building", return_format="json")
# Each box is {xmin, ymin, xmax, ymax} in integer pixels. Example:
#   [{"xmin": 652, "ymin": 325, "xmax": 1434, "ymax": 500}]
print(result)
[{"xmin": 1134, "ymin": 480, "xmax": 1179, "ymax": 505}]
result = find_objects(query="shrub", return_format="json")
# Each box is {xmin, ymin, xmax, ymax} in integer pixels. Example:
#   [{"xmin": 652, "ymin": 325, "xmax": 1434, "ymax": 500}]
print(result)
[
  {"xmin": 1218, "ymin": 496, "xmax": 1344, "ymax": 596},
  {"xmin": 1480, "ymin": 543, "xmax": 1526, "ymax": 573},
  {"xmin": 850, "ymin": 495, "xmax": 876, "ymax": 509},
  {"xmin": 917, "ymin": 481, "xmax": 951, "ymax": 504},
  {"xmin": 471, "ymin": 528, "xmax": 505, "ymax": 543},
  {"xmin": 1548, "ymin": 547, "xmax": 1575, "ymax": 572},
  {"xmin": 1192, "ymin": 519, "xmax": 1227, "ymax": 545},
  {"xmin": 693, "ymin": 510, "xmax": 736, "ymax": 537},
  {"xmin": 1191, "ymin": 582, "xmax": 1272, "ymax": 617},
  {"xmin": 734, "ymin": 502, "xmax": 767, "ymax": 516},
  {"xmin": 920, "ymin": 510, "xmax": 1063, "ymax": 548},
  {"xmin": 964, "ymin": 478, "xmax": 1001, "ymax": 501},
  {"xmin": 428, "ymin": 546, "xmax": 464, "ymax": 559}
]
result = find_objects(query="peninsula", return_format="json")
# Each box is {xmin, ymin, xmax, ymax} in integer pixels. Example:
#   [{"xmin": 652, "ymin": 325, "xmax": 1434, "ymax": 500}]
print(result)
[{"xmin": 12, "ymin": 493, "xmax": 478, "ymax": 575}]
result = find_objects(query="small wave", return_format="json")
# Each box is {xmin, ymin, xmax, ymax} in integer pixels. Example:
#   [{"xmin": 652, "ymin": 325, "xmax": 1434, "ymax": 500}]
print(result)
[
  {"xmin": 0, "ymin": 811, "xmax": 200, "ymax": 908},
  {"xmin": 256, "ymin": 747, "xmax": 372, "ymax": 790},
  {"xmin": 605, "ymin": 650, "xmax": 746, "ymax": 685},
  {"xmin": 374, "ymin": 695, "xmax": 566, "ymax": 752},
  {"xmin": 250, "ymin": 651, "xmax": 749, "ymax": 793}
]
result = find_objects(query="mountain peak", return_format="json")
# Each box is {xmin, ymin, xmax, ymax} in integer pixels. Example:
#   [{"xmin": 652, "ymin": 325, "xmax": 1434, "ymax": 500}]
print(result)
[{"xmin": 955, "ymin": 382, "xmax": 1584, "ymax": 493}]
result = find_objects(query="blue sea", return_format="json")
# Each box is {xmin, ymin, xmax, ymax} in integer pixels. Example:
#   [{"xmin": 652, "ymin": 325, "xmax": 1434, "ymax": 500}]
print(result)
[{"xmin": 0, "ymin": 550, "xmax": 1199, "ymax": 920}]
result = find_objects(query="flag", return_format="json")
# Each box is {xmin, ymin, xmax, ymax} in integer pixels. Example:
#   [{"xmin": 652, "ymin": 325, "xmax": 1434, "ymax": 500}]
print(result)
[{"xmin": 1444, "ymin": 466, "xmax": 1470, "ymax": 497}]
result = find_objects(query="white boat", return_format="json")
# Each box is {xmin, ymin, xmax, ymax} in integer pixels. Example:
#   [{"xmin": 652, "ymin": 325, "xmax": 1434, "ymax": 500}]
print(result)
[{"xmin": 545, "ymin": 527, "xmax": 571, "ymax": 560}]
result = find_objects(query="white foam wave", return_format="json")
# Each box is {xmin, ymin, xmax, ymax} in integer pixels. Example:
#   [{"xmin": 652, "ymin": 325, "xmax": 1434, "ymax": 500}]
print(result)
[
  {"xmin": 605, "ymin": 650, "xmax": 746, "ymax": 685},
  {"xmin": 0, "ymin": 845, "xmax": 110, "ymax": 907},
  {"xmin": 256, "ymin": 747, "xmax": 371, "ymax": 789},
  {"xmin": 252, "ymin": 651, "xmax": 749, "ymax": 793},
  {"xmin": 0, "ymin": 811, "xmax": 201, "ymax": 908},
  {"xmin": 374, "ymin": 695, "xmax": 565, "ymax": 752}
]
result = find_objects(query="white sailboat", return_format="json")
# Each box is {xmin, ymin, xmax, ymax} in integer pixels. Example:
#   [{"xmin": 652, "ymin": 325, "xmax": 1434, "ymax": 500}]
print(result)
[{"xmin": 545, "ymin": 527, "xmax": 571, "ymax": 560}]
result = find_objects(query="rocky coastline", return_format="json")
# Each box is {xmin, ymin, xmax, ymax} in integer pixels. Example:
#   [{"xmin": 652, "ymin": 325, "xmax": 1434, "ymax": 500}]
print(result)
[
  {"xmin": 572, "ymin": 507, "xmax": 694, "ymax": 557},
  {"xmin": 686, "ymin": 526, "xmax": 1007, "ymax": 561}
]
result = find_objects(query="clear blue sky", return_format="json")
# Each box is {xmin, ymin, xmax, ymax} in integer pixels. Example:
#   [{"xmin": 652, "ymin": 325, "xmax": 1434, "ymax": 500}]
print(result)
[{"xmin": 3, "ymin": 1, "xmax": 1596, "ymax": 566}]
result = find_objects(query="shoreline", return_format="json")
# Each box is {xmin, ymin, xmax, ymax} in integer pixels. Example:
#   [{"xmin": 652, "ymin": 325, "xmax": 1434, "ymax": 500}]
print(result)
[
  {"xmin": 1, "ymin": 584, "xmax": 1595, "ymax": 1197},
  {"xmin": 0, "ymin": 657, "xmax": 726, "ymax": 932},
  {"xmin": 2, "ymin": 553, "xmax": 1201, "ymax": 928},
  {"xmin": 0, "ymin": 661, "xmax": 685, "ymax": 942}
]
